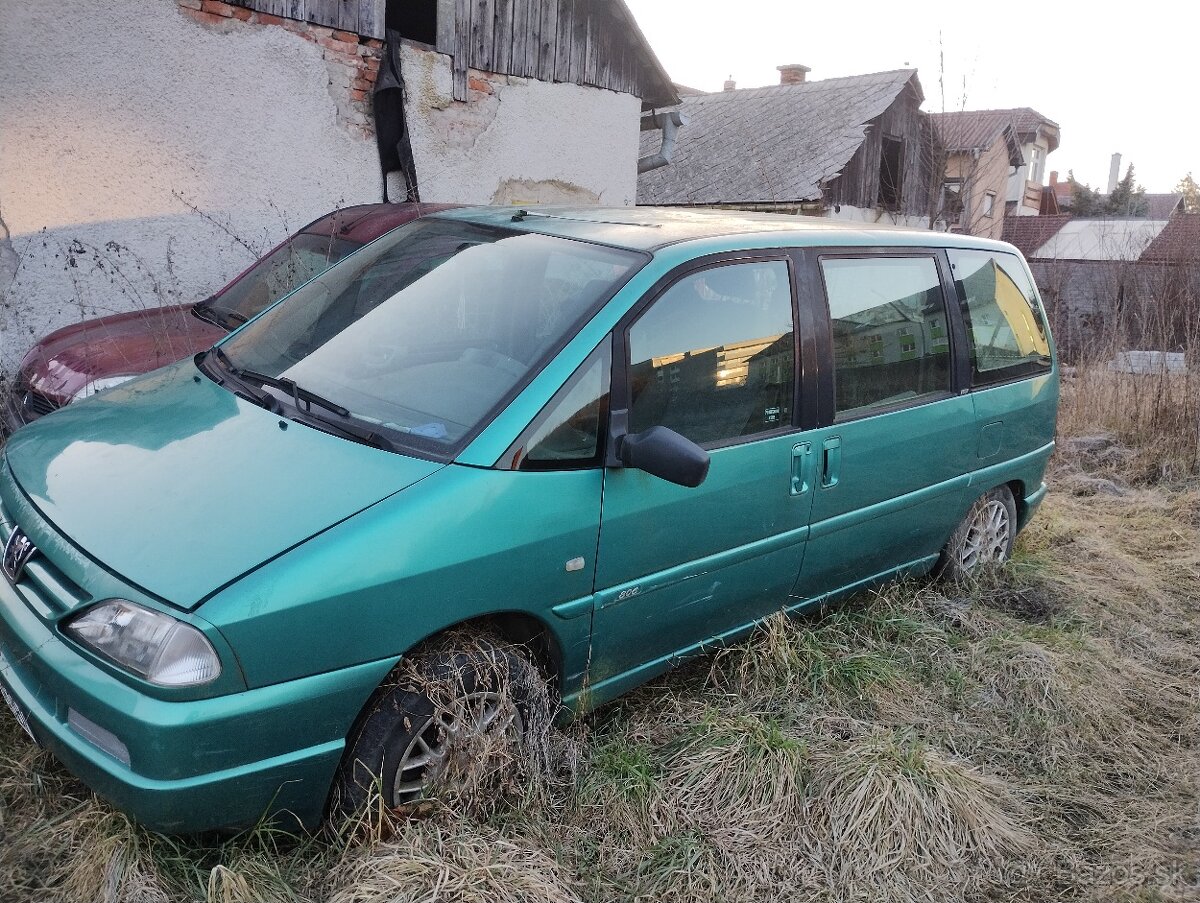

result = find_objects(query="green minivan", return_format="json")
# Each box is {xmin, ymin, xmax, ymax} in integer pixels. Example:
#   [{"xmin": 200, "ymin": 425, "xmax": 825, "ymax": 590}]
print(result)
[{"xmin": 0, "ymin": 207, "xmax": 1057, "ymax": 832}]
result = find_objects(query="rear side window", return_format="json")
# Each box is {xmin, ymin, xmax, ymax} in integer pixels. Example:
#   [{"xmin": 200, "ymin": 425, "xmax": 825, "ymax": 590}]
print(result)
[
  {"xmin": 948, "ymin": 249, "xmax": 1051, "ymax": 385},
  {"xmin": 820, "ymin": 256, "xmax": 952, "ymax": 419},
  {"xmin": 627, "ymin": 260, "xmax": 795, "ymax": 447}
]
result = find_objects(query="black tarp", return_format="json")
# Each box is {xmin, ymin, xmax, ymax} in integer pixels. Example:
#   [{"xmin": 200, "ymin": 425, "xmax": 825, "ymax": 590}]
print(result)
[{"xmin": 373, "ymin": 29, "xmax": 419, "ymax": 202}]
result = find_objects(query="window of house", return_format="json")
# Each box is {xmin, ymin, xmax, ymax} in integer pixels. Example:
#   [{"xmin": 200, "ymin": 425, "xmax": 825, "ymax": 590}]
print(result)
[
  {"xmin": 1028, "ymin": 146, "xmax": 1043, "ymax": 184},
  {"xmin": 982, "ymin": 192, "xmax": 996, "ymax": 217},
  {"xmin": 879, "ymin": 137, "xmax": 905, "ymax": 209},
  {"xmin": 628, "ymin": 261, "xmax": 795, "ymax": 447},
  {"xmin": 820, "ymin": 257, "xmax": 952, "ymax": 418},
  {"xmin": 942, "ymin": 181, "xmax": 965, "ymax": 226},
  {"xmin": 947, "ymin": 249, "xmax": 1052, "ymax": 385},
  {"xmin": 386, "ymin": 0, "xmax": 437, "ymax": 44}
]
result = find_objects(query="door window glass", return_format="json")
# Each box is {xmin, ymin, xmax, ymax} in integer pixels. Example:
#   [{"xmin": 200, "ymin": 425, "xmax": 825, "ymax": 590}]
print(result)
[
  {"xmin": 510, "ymin": 342, "xmax": 611, "ymax": 469},
  {"xmin": 628, "ymin": 261, "xmax": 795, "ymax": 446},
  {"xmin": 820, "ymin": 256, "xmax": 952, "ymax": 418},
  {"xmin": 948, "ymin": 249, "xmax": 1051, "ymax": 385}
]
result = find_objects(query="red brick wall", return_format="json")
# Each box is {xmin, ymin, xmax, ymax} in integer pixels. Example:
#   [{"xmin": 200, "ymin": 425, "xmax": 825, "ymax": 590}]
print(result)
[{"xmin": 176, "ymin": 0, "xmax": 383, "ymax": 137}]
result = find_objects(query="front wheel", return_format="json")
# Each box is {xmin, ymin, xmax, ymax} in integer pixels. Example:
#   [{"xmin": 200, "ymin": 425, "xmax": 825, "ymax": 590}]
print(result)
[
  {"xmin": 331, "ymin": 637, "xmax": 551, "ymax": 819},
  {"xmin": 938, "ymin": 486, "xmax": 1017, "ymax": 580}
]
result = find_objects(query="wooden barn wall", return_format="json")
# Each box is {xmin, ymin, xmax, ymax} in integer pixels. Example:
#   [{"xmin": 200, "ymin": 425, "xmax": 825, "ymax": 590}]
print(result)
[
  {"xmin": 826, "ymin": 88, "xmax": 931, "ymax": 217},
  {"xmin": 438, "ymin": 0, "xmax": 655, "ymax": 103},
  {"xmin": 231, "ymin": 0, "xmax": 387, "ymax": 39}
]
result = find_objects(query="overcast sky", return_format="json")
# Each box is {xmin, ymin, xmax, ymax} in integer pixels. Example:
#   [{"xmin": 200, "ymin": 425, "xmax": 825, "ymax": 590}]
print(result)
[{"xmin": 624, "ymin": 0, "xmax": 1197, "ymax": 193}]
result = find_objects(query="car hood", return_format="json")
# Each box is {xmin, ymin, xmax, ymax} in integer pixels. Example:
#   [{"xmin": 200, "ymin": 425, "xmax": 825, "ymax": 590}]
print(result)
[
  {"xmin": 2, "ymin": 361, "xmax": 444, "ymax": 609},
  {"xmin": 20, "ymin": 305, "xmax": 225, "ymax": 404}
]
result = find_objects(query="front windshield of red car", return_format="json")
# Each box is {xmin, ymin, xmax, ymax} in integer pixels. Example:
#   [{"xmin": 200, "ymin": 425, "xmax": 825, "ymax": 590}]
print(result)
[
  {"xmin": 216, "ymin": 218, "xmax": 643, "ymax": 457},
  {"xmin": 202, "ymin": 232, "xmax": 360, "ymax": 328}
]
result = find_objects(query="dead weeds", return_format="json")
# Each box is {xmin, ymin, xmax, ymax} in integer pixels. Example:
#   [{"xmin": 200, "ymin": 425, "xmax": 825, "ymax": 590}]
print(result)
[{"xmin": 1, "ymin": 377, "xmax": 1198, "ymax": 901}]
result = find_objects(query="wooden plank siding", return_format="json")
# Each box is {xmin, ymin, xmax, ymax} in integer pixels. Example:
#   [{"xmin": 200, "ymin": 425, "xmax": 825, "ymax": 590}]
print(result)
[
  {"xmin": 824, "ymin": 86, "xmax": 931, "ymax": 217},
  {"xmin": 453, "ymin": 0, "xmax": 471, "ymax": 99},
  {"xmin": 536, "ymin": 0, "xmax": 558, "ymax": 81},
  {"xmin": 227, "ymin": 0, "xmax": 672, "ymax": 105},
  {"xmin": 231, "ymin": 0, "xmax": 386, "ymax": 37},
  {"xmin": 493, "ymin": 0, "xmax": 514, "ymax": 74}
]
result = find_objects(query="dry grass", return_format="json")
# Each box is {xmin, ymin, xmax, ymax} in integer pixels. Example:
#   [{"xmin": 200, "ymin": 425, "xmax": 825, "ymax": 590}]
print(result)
[{"xmin": 1, "ymin": 375, "xmax": 1198, "ymax": 902}]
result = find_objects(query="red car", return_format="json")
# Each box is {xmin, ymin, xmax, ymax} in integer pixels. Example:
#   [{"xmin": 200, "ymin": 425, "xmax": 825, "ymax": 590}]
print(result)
[{"xmin": 3, "ymin": 203, "xmax": 453, "ymax": 434}]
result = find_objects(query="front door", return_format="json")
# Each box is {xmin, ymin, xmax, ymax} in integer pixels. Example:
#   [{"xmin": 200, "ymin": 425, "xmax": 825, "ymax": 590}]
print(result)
[{"xmin": 589, "ymin": 256, "xmax": 815, "ymax": 699}]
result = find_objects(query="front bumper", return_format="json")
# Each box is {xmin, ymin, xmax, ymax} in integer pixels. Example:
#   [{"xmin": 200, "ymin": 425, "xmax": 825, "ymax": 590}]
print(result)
[{"xmin": 0, "ymin": 494, "xmax": 397, "ymax": 832}]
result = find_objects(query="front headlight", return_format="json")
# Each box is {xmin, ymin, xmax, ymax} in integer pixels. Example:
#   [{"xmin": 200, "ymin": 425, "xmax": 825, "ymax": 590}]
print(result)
[
  {"xmin": 65, "ymin": 600, "xmax": 221, "ymax": 687},
  {"xmin": 72, "ymin": 375, "xmax": 137, "ymax": 401}
]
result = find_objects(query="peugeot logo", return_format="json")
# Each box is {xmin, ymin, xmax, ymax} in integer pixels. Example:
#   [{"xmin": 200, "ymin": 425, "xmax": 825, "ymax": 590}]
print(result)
[{"xmin": 2, "ymin": 528, "xmax": 37, "ymax": 584}]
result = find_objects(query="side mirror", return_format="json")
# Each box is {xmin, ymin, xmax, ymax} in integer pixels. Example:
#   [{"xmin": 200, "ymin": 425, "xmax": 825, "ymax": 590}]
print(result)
[{"xmin": 618, "ymin": 426, "xmax": 710, "ymax": 488}]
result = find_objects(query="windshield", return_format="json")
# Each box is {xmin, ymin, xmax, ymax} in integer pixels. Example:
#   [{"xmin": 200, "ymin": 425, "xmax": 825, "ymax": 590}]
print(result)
[
  {"xmin": 216, "ymin": 218, "xmax": 642, "ymax": 457},
  {"xmin": 201, "ymin": 232, "xmax": 360, "ymax": 328}
]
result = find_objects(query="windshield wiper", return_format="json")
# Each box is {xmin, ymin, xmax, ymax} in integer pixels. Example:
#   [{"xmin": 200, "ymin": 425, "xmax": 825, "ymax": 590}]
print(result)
[
  {"xmin": 191, "ymin": 301, "xmax": 226, "ymax": 329},
  {"xmin": 298, "ymin": 415, "xmax": 399, "ymax": 452},
  {"xmin": 238, "ymin": 369, "xmax": 351, "ymax": 418},
  {"xmin": 203, "ymin": 347, "xmax": 283, "ymax": 414}
]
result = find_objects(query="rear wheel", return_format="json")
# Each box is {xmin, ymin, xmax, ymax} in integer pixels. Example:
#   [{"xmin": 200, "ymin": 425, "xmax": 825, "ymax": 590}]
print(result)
[
  {"xmin": 938, "ymin": 486, "xmax": 1017, "ymax": 580},
  {"xmin": 332, "ymin": 636, "xmax": 549, "ymax": 817}
]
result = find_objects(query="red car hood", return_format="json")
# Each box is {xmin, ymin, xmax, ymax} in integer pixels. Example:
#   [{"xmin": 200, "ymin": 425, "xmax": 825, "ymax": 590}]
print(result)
[{"xmin": 19, "ymin": 305, "xmax": 224, "ymax": 404}]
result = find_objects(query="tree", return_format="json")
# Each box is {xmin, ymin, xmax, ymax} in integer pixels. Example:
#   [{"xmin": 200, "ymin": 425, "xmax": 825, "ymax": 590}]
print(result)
[
  {"xmin": 1107, "ymin": 163, "xmax": 1147, "ymax": 216},
  {"xmin": 1175, "ymin": 172, "xmax": 1200, "ymax": 213},
  {"xmin": 1068, "ymin": 171, "xmax": 1106, "ymax": 216},
  {"xmin": 1068, "ymin": 164, "xmax": 1147, "ymax": 216}
]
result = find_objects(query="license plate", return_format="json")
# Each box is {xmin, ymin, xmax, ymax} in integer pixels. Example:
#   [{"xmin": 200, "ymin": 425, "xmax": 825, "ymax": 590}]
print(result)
[{"xmin": 0, "ymin": 652, "xmax": 37, "ymax": 745}]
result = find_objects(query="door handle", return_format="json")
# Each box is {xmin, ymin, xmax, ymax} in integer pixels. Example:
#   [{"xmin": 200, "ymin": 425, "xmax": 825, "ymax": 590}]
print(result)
[
  {"xmin": 790, "ymin": 442, "xmax": 813, "ymax": 496},
  {"xmin": 821, "ymin": 436, "xmax": 841, "ymax": 489}
]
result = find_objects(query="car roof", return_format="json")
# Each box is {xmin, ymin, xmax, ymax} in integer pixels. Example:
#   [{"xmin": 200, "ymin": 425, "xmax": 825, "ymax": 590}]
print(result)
[
  {"xmin": 304, "ymin": 202, "xmax": 461, "ymax": 244},
  {"xmin": 430, "ymin": 205, "xmax": 1020, "ymax": 256}
]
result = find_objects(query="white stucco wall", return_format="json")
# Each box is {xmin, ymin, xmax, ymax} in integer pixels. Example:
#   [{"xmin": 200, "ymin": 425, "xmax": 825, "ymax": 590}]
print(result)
[
  {"xmin": 1007, "ymin": 137, "xmax": 1050, "ymax": 208},
  {"xmin": 400, "ymin": 44, "xmax": 641, "ymax": 207},
  {"xmin": 0, "ymin": 0, "xmax": 382, "ymax": 373},
  {"xmin": 827, "ymin": 204, "xmax": 931, "ymax": 230}
]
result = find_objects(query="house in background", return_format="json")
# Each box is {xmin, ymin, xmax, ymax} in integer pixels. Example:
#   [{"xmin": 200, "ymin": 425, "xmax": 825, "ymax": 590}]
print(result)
[
  {"xmin": 928, "ymin": 111, "xmax": 1024, "ymax": 240},
  {"xmin": 927, "ymin": 107, "xmax": 1059, "ymax": 237},
  {"xmin": 0, "ymin": 0, "xmax": 677, "ymax": 375},
  {"xmin": 1003, "ymin": 212, "xmax": 1200, "ymax": 356},
  {"xmin": 1002, "ymin": 108, "xmax": 1061, "ymax": 215},
  {"xmin": 637, "ymin": 67, "xmax": 935, "ymax": 226}
]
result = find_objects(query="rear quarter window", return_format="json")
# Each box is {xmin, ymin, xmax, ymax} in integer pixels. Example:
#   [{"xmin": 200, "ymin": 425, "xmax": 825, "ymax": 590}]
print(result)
[{"xmin": 948, "ymin": 249, "xmax": 1052, "ymax": 386}]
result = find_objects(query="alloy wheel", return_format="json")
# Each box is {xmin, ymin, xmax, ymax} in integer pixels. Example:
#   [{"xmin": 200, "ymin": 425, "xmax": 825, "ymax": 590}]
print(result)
[
  {"xmin": 390, "ymin": 690, "xmax": 523, "ymax": 805},
  {"xmin": 956, "ymin": 499, "xmax": 1012, "ymax": 573}
]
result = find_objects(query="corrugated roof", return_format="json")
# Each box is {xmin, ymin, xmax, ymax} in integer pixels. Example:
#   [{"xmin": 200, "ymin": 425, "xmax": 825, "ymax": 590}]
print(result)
[
  {"xmin": 637, "ymin": 69, "xmax": 921, "ymax": 206},
  {"xmin": 1002, "ymin": 215, "xmax": 1072, "ymax": 257},
  {"xmin": 927, "ymin": 107, "xmax": 1060, "ymax": 153},
  {"xmin": 1034, "ymin": 219, "xmax": 1169, "ymax": 261},
  {"xmin": 1139, "ymin": 213, "xmax": 1200, "ymax": 263}
]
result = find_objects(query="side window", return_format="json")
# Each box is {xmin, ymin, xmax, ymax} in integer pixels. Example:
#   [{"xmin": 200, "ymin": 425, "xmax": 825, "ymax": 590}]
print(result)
[
  {"xmin": 627, "ymin": 260, "xmax": 795, "ymax": 447},
  {"xmin": 948, "ymin": 249, "xmax": 1051, "ymax": 385},
  {"xmin": 820, "ymin": 256, "xmax": 952, "ymax": 419},
  {"xmin": 507, "ymin": 342, "xmax": 611, "ymax": 470}
]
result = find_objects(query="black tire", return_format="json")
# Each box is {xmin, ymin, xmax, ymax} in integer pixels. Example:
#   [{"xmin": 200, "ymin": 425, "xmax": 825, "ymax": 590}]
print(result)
[
  {"xmin": 330, "ymin": 636, "xmax": 550, "ymax": 819},
  {"xmin": 937, "ymin": 486, "xmax": 1018, "ymax": 581}
]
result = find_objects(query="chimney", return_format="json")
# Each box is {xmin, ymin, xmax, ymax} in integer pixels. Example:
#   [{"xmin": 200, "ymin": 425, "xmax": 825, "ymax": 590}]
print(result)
[
  {"xmin": 723, "ymin": 75, "xmax": 736, "ymax": 91},
  {"xmin": 1107, "ymin": 153, "xmax": 1122, "ymax": 194},
  {"xmin": 777, "ymin": 63, "xmax": 811, "ymax": 85}
]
